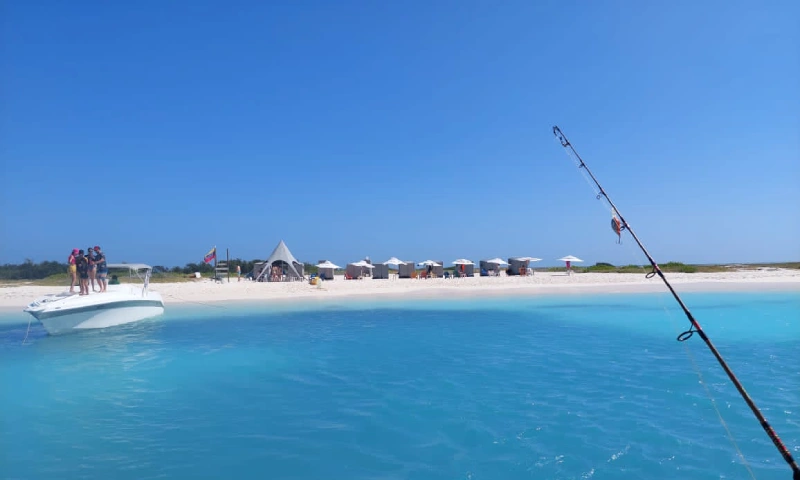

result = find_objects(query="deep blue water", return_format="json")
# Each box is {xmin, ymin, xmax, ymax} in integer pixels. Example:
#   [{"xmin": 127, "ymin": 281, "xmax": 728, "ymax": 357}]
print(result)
[{"xmin": 1, "ymin": 291, "xmax": 798, "ymax": 480}]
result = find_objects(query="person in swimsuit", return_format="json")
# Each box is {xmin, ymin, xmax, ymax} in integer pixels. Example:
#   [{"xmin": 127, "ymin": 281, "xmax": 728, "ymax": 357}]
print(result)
[
  {"xmin": 68, "ymin": 248, "xmax": 78, "ymax": 293},
  {"xmin": 86, "ymin": 246, "xmax": 98, "ymax": 292},
  {"xmin": 93, "ymin": 246, "xmax": 108, "ymax": 292},
  {"xmin": 76, "ymin": 250, "xmax": 90, "ymax": 295}
]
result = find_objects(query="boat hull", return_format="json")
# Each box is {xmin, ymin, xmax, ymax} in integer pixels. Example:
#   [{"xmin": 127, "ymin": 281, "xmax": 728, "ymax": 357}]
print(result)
[
  {"xmin": 34, "ymin": 303, "xmax": 164, "ymax": 335},
  {"xmin": 24, "ymin": 289, "xmax": 165, "ymax": 335}
]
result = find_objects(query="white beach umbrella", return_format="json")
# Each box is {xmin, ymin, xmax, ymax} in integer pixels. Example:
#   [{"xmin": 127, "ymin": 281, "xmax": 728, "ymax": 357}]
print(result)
[
  {"xmin": 382, "ymin": 257, "xmax": 406, "ymax": 266},
  {"xmin": 514, "ymin": 257, "xmax": 542, "ymax": 262},
  {"xmin": 558, "ymin": 255, "xmax": 583, "ymax": 274},
  {"xmin": 418, "ymin": 260, "xmax": 441, "ymax": 267},
  {"xmin": 485, "ymin": 258, "xmax": 509, "ymax": 265},
  {"xmin": 351, "ymin": 260, "xmax": 375, "ymax": 268},
  {"xmin": 452, "ymin": 259, "xmax": 474, "ymax": 265},
  {"xmin": 316, "ymin": 261, "xmax": 341, "ymax": 269}
]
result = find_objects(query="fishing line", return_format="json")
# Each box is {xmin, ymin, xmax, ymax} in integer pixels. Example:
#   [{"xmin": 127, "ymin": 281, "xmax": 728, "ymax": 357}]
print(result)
[{"xmin": 552, "ymin": 126, "xmax": 800, "ymax": 480}]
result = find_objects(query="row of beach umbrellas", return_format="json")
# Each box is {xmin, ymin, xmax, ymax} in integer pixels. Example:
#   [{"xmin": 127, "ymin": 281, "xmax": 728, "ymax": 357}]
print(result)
[{"xmin": 316, "ymin": 256, "xmax": 584, "ymax": 270}]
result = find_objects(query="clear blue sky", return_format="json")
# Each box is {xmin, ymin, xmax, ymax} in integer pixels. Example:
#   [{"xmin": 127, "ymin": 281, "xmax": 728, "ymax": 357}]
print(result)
[{"xmin": 2, "ymin": 0, "xmax": 798, "ymax": 267}]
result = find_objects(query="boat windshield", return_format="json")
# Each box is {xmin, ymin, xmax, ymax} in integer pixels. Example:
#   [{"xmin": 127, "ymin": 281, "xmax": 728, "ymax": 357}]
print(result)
[{"xmin": 106, "ymin": 264, "xmax": 153, "ymax": 285}]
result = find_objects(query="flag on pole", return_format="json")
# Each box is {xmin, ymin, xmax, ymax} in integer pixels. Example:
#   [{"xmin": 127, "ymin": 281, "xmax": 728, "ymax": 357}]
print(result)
[{"xmin": 203, "ymin": 247, "xmax": 216, "ymax": 264}]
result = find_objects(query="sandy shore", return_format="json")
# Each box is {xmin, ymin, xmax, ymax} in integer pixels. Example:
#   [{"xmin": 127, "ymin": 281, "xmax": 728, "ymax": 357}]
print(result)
[{"xmin": 2, "ymin": 269, "xmax": 798, "ymax": 311}]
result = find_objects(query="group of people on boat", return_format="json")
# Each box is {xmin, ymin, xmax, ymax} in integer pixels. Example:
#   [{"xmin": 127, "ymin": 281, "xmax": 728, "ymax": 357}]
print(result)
[{"xmin": 67, "ymin": 246, "xmax": 108, "ymax": 295}]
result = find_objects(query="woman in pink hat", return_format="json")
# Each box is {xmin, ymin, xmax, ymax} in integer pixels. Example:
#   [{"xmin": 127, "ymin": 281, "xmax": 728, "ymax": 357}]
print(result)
[{"xmin": 68, "ymin": 248, "xmax": 78, "ymax": 293}]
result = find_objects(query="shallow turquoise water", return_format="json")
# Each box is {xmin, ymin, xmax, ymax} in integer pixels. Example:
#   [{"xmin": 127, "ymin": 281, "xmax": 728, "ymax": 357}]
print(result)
[{"xmin": 1, "ymin": 291, "xmax": 798, "ymax": 479}]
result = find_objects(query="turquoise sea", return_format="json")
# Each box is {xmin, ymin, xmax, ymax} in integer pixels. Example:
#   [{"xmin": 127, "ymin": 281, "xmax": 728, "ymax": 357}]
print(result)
[{"xmin": 1, "ymin": 291, "xmax": 798, "ymax": 480}]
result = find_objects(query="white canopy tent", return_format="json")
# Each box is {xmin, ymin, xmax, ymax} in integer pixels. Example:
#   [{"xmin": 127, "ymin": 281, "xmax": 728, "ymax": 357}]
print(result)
[
  {"xmin": 382, "ymin": 257, "xmax": 406, "ymax": 267},
  {"xmin": 316, "ymin": 261, "xmax": 341, "ymax": 269},
  {"xmin": 451, "ymin": 259, "xmax": 475, "ymax": 278},
  {"xmin": 255, "ymin": 240, "xmax": 305, "ymax": 282},
  {"xmin": 346, "ymin": 259, "xmax": 375, "ymax": 279},
  {"xmin": 418, "ymin": 260, "xmax": 441, "ymax": 267},
  {"xmin": 485, "ymin": 258, "xmax": 510, "ymax": 265},
  {"xmin": 514, "ymin": 257, "xmax": 542, "ymax": 262},
  {"xmin": 480, "ymin": 257, "xmax": 509, "ymax": 276},
  {"xmin": 373, "ymin": 257, "xmax": 404, "ymax": 279},
  {"xmin": 508, "ymin": 256, "xmax": 542, "ymax": 276},
  {"xmin": 315, "ymin": 260, "xmax": 341, "ymax": 280},
  {"xmin": 417, "ymin": 260, "xmax": 444, "ymax": 278}
]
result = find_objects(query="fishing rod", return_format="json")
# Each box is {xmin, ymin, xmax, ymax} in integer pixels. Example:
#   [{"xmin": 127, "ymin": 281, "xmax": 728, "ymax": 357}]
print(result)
[{"xmin": 552, "ymin": 126, "xmax": 800, "ymax": 480}]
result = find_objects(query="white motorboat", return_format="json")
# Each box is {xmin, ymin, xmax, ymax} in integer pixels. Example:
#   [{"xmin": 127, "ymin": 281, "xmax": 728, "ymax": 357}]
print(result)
[{"xmin": 23, "ymin": 263, "xmax": 165, "ymax": 335}]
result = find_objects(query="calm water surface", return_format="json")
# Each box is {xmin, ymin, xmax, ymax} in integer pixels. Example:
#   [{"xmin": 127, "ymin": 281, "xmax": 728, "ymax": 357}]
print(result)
[{"xmin": 1, "ymin": 291, "xmax": 798, "ymax": 479}]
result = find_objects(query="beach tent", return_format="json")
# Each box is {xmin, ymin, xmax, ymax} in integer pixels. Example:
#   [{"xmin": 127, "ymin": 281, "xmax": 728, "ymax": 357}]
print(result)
[
  {"xmin": 316, "ymin": 260, "xmax": 340, "ymax": 280},
  {"xmin": 397, "ymin": 261, "xmax": 417, "ymax": 279},
  {"xmin": 418, "ymin": 260, "xmax": 444, "ymax": 278},
  {"xmin": 507, "ymin": 258, "xmax": 527, "ymax": 276},
  {"xmin": 375, "ymin": 257, "xmax": 405, "ymax": 280},
  {"xmin": 345, "ymin": 260, "xmax": 374, "ymax": 279},
  {"xmin": 452, "ymin": 259, "xmax": 475, "ymax": 277},
  {"xmin": 255, "ymin": 240, "xmax": 305, "ymax": 282},
  {"xmin": 372, "ymin": 263, "xmax": 390, "ymax": 279},
  {"xmin": 433, "ymin": 260, "xmax": 444, "ymax": 277},
  {"xmin": 508, "ymin": 257, "xmax": 542, "ymax": 276},
  {"xmin": 480, "ymin": 258, "xmax": 509, "ymax": 276}
]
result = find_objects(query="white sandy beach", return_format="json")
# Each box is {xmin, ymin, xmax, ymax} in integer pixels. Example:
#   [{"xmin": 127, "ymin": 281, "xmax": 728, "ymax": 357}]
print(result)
[{"xmin": 2, "ymin": 269, "xmax": 798, "ymax": 311}]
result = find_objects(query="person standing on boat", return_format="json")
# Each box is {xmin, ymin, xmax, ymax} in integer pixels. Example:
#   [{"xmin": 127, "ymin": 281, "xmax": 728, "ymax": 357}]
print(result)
[
  {"xmin": 76, "ymin": 249, "xmax": 90, "ymax": 295},
  {"xmin": 93, "ymin": 246, "xmax": 108, "ymax": 292},
  {"xmin": 87, "ymin": 246, "xmax": 98, "ymax": 292},
  {"xmin": 68, "ymin": 248, "xmax": 78, "ymax": 293}
]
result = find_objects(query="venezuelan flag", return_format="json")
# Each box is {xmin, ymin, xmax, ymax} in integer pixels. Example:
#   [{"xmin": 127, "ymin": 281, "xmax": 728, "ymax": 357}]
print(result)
[{"xmin": 203, "ymin": 247, "xmax": 216, "ymax": 264}]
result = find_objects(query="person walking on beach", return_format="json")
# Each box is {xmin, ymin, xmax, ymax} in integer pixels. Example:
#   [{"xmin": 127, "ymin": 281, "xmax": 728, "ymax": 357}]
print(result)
[
  {"xmin": 237, "ymin": 264, "xmax": 241, "ymax": 282},
  {"xmin": 68, "ymin": 248, "xmax": 78, "ymax": 293},
  {"xmin": 93, "ymin": 246, "xmax": 108, "ymax": 292},
  {"xmin": 76, "ymin": 250, "xmax": 90, "ymax": 295},
  {"xmin": 87, "ymin": 246, "xmax": 98, "ymax": 292}
]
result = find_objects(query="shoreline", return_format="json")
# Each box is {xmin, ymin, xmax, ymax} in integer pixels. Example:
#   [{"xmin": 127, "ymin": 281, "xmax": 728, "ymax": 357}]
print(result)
[{"xmin": 2, "ymin": 271, "xmax": 798, "ymax": 315}]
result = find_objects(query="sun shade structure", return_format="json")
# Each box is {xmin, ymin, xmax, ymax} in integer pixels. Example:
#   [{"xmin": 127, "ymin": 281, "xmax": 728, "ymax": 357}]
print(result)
[
  {"xmin": 558, "ymin": 255, "xmax": 583, "ymax": 275},
  {"xmin": 316, "ymin": 260, "xmax": 340, "ymax": 280},
  {"xmin": 345, "ymin": 259, "xmax": 375, "ymax": 279},
  {"xmin": 375, "ymin": 257, "xmax": 405, "ymax": 279},
  {"xmin": 452, "ymin": 259, "xmax": 475, "ymax": 277},
  {"xmin": 418, "ymin": 260, "xmax": 441, "ymax": 267},
  {"xmin": 485, "ymin": 258, "xmax": 509, "ymax": 265},
  {"xmin": 479, "ymin": 258, "xmax": 508, "ymax": 276},
  {"xmin": 397, "ymin": 261, "xmax": 418, "ymax": 279},
  {"xmin": 508, "ymin": 256, "xmax": 542, "ymax": 276},
  {"xmin": 418, "ymin": 260, "xmax": 444, "ymax": 278},
  {"xmin": 254, "ymin": 240, "xmax": 305, "ymax": 282},
  {"xmin": 316, "ymin": 261, "xmax": 341, "ymax": 269},
  {"xmin": 382, "ymin": 257, "xmax": 406, "ymax": 266}
]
